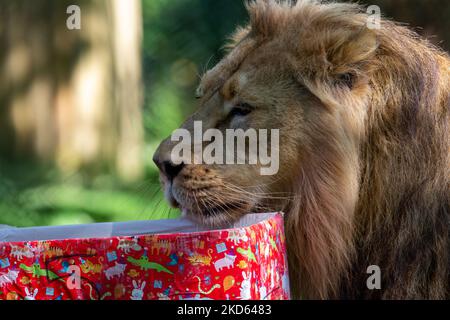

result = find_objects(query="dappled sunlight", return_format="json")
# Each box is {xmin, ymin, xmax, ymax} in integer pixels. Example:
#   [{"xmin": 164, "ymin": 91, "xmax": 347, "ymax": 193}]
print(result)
[
  {"xmin": 4, "ymin": 42, "xmax": 32, "ymax": 85},
  {"xmin": 72, "ymin": 51, "xmax": 106, "ymax": 167}
]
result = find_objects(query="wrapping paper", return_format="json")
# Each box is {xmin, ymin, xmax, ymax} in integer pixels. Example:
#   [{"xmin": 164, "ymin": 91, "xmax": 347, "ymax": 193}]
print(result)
[{"xmin": 0, "ymin": 212, "xmax": 289, "ymax": 300}]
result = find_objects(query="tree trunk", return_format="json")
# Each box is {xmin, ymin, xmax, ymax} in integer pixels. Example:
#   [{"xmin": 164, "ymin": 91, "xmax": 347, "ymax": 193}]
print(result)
[{"xmin": 0, "ymin": 0, "xmax": 144, "ymax": 182}]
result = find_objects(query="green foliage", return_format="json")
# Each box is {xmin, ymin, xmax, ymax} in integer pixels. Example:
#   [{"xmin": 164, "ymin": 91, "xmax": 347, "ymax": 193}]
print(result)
[
  {"xmin": 0, "ymin": 160, "xmax": 176, "ymax": 227},
  {"xmin": 141, "ymin": 0, "xmax": 248, "ymax": 203}
]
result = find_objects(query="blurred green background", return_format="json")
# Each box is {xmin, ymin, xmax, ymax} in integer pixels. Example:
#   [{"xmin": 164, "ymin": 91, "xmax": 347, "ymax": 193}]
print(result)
[{"xmin": 0, "ymin": 0, "xmax": 448, "ymax": 227}]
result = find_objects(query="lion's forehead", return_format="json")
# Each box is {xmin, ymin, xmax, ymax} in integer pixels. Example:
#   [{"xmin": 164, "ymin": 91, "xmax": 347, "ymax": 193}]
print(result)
[
  {"xmin": 197, "ymin": 67, "xmax": 251, "ymax": 101},
  {"xmin": 196, "ymin": 32, "xmax": 263, "ymax": 100}
]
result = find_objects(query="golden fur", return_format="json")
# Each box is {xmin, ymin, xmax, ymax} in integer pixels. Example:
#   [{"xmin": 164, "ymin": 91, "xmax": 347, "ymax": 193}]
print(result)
[{"xmin": 154, "ymin": 0, "xmax": 450, "ymax": 299}]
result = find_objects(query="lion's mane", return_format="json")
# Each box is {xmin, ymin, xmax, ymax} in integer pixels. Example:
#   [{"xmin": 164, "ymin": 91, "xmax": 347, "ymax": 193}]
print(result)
[{"xmin": 219, "ymin": 0, "xmax": 450, "ymax": 299}]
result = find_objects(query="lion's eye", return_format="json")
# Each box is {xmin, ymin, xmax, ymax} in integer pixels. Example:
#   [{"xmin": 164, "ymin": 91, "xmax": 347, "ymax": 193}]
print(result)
[{"xmin": 230, "ymin": 103, "xmax": 253, "ymax": 117}]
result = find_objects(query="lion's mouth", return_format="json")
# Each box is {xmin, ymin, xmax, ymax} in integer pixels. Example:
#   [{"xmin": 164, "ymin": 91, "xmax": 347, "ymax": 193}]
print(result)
[
  {"xmin": 161, "ymin": 177, "xmax": 259, "ymax": 226},
  {"xmin": 165, "ymin": 183, "xmax": 181, "ymax": 208},
  {"xmin": 168, "ymin": 186, "xmax": 251, "ymax": 222}
]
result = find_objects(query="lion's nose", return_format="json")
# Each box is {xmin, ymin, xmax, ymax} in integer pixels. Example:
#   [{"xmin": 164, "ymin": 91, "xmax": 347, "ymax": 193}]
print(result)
[
  {"xmin": 162, "ymin": 160, "xmax": 184, "ymax": 181},
  {"xmin": 153, "ymin": 151, "xmax": 185, "ymax": 181}
]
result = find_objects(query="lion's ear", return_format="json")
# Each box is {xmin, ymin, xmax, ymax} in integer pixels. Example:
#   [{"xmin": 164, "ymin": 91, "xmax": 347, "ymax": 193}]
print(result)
[
  {"xmin": 297, "ymin": 27, "xmax": 378, "ymax": 88},
  {"xmin": 224, "ymin": 25, "xmax": 252, "ymax": 52},
  {"xmin": 327, "ymin": 28, "xmax": 378, "ymax": 67},
  {"xmin": 314, "ymin": 28, "xmax": 379, "ymax": 88}
]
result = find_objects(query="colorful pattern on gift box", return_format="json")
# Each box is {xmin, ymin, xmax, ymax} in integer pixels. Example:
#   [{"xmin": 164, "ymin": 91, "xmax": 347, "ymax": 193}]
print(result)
[{"xmin": 0, "ymin": 213, "xmax": 289, "ymax": 300}]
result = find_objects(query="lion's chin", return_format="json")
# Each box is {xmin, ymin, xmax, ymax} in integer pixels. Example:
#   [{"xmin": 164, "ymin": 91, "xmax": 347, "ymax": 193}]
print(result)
[{"xmin": 179, "ymin": 203, "xmax": 252, "ymax": 228}]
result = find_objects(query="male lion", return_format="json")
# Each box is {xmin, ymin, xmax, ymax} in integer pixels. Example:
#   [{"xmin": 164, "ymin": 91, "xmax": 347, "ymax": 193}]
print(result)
[{"xmin": 153, "ymin": 0, "xmax": 450, "ymax": 299}]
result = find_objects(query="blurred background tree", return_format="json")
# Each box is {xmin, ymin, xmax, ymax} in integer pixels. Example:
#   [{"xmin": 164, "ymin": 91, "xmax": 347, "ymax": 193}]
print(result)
[
  {"xmin": 0, "ymin": 0, "xmax": 448, "ymax": 227},
  {"xmin": 0, "ymin": 0, "xmax": 144, "ymax": 181}
]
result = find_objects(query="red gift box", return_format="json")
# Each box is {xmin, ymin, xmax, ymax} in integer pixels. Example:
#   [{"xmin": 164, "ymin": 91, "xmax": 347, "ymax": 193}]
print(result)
[{"xmin": 0, "ymin": 212, "xmax": 290, "ymax": 300}]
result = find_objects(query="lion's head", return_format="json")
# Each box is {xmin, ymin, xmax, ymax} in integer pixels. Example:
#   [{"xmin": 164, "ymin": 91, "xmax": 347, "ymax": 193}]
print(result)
[{"xmin": 154, "ymin": 0, "xmax": 450, "ymax": 299}]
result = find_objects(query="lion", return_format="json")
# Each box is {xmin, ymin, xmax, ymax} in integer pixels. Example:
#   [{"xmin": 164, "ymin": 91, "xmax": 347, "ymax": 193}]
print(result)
[{"xmin": 153, "ymin": 0, "xmax": 450, "ymax": 299}]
